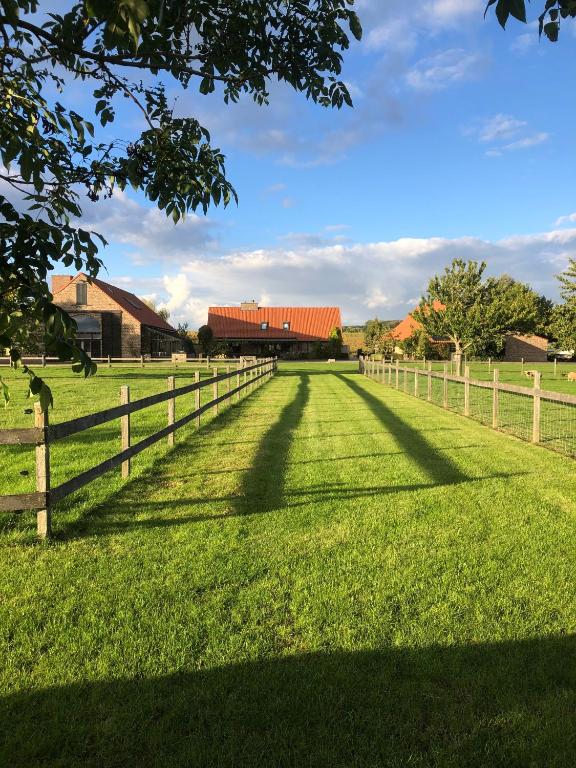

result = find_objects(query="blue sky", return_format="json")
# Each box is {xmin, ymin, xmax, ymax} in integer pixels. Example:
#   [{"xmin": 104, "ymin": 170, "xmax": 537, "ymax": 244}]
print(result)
[{"xmin": 27, "ymin": 1, "xmax": 576, "ymax": 324}]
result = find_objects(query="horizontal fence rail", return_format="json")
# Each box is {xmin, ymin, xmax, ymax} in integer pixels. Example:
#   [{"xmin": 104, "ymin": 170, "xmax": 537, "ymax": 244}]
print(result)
[
  {"xmin": 360, "ymin": 357, "xmax": 576, "ymax": 461},
  {"xmin": 0, "ymin": 358, "xmax": 276, "ymax": 537},
  {"xmin": 0, "ymin": 355, "xmax": 250, "ymax": 368}
]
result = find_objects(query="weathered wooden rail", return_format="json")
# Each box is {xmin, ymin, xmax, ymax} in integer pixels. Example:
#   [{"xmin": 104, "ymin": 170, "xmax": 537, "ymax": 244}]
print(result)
[
  {"xmin": 360, "ymin": 357, "xmax": 576, "ymax": 458},
  {"xmin": 0, "ymin": 358, "xmax": 276, "ymax": 537}
]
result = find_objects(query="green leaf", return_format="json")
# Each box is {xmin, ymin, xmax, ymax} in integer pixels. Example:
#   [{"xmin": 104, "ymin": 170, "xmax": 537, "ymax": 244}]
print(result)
[{"xmin": 349, "ymin": 11, "xmax": 363, "ymax": 41}]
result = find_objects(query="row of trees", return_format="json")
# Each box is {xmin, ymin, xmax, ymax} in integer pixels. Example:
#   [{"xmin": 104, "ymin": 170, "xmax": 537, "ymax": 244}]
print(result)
[{"xmin": 364, "ymin": 258, "xmax": 576, "ymax": 369}]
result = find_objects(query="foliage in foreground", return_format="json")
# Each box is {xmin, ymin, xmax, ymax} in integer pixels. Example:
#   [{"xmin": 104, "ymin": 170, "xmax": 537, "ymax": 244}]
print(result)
[{"xmin": 0, "ymin": 0, "xmax": 361, "ymax": 407}]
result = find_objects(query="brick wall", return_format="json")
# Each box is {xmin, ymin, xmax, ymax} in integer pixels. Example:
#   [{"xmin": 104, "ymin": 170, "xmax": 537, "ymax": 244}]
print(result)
[
  {"xmin": 504, "ymin": 334, "xmax": 548, "ymax": 362},
  {"xmin": 52, "ymin": 276, "xmax": 141, "ymax": 357}
]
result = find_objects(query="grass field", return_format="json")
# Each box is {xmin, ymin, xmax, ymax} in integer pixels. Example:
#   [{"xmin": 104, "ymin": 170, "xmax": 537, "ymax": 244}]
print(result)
[
  {"xmin": 2, "ymin": 362, "xmax": 576, "ymax": 766},
  {"xmin": 403, "ymin": 358, "xmax": 576, "ymax": 394}
]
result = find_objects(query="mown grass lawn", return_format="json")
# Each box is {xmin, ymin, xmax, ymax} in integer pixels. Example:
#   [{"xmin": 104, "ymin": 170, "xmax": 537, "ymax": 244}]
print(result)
[{"xmin": 2, "ymin": 362, "xmax": 576, "ymax": 767}]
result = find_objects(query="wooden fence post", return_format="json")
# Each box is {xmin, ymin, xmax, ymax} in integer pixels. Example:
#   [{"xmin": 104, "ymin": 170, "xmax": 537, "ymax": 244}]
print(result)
[
  {"xmin": 107, "ymin": 354, "xmax": 111, "ymax": 368},
  {"xmin": 443, "ymin": 363, "xmax": 448, "ymax": 408},
  {"xmin": 167, "ymin": 376, "xmax": 175, "ymax": 447},
  {"xmin": 554, "ymin": 358, "xmax": 557, "ymax": 378},
  {"xmin": 414, "ymin": 368, "xmax": 418, "ymax": 397},
  {"xmin": 120, "ymin": 385, "xmax": 130, "ymax": 478},
  {"xmin": 395, "ymin": 361, "xmax": 399, "ymax": 389},
  {"xmin": 243, "ymin": 366, "xmax": 247, "ymax": 395},
  {"xmin": 488, "ymin": 357, "xmax": 491, "ymax": 373},
  {"xmin": 387, "ymin": 361, "xmax": 392, "ymax": 386},
  {"xmin": 236, "ymin": 365, "xmax": 241, "ymax": 402},
  {"xmin": 532, "ymin": 371, "xmax": 541, "ymax": 444},
  {"xmin": 34, "ymin": 403, "xmax": 51, "ymax": 539},
  {"xmin": 521, "ymin": 357, "xmax": 524, "ymax": 375},
  {"xmin": 213, "ymin": 367, "xmax": 218, "ymax": 414},
  {"xmin": 226, "ymin": 365, "xmax": 231, "ymax": 398},
  {"xmin": 403, "ymin": 365, "xmax": 408, "ymax": 393},
  {"xmin": 492, "ymin": 369, "xmax": 499, "ymax": 429},
  {"xmin": 464, "ymin": 365, "xmax": 470, "ymax": 417},
  {"xmin": 195, "ymin": 371, "xmax": 201, "ymax": 427},
  {"xmin": 140, "ymin": 355, "xmax": 144, "ymax": 368},
  {"xmin": 41, "ymin": 354, "xmax": 46, "ymax": 368}
]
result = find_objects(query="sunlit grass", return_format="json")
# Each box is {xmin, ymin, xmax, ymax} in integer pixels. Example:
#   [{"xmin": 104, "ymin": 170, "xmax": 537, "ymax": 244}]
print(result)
[{"xmin": 2, "ymin": 362, "xmax": 576, "ymax": 766}]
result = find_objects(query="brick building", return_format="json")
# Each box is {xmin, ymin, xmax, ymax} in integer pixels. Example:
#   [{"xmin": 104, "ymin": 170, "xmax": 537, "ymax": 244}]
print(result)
[
  {"xmin": 504, "ymin": 334, "xmax": 548, "ymax": 362},
  {"xmin": 51, "ymin": 273, "xmax": 181, "ymax": 358},
  {"xmin": 208, "ymin": 302, "xmax": 342, "ymax": 357}
]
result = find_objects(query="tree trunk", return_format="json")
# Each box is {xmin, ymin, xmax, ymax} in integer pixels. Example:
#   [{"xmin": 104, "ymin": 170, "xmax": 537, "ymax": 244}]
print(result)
[{"xmin": 453, "ymin": 341, "xmax": 463, "ymax": 377}]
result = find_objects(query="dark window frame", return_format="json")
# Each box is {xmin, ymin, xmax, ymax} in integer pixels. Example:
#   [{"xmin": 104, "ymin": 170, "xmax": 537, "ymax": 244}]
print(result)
[
  {"xmin": 261, "ymin": 321, "xmax": 269, "ymax": 331},
  {"xmin": 283, "ymin": 321, "xmax": 290, "ymax": 330},
  {"xmin": 76, "ymin": 282, "xmax": 88, "ymax": 305}
]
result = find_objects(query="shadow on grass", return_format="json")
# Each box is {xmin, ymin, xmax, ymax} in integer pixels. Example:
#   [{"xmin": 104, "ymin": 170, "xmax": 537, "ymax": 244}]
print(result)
[
  {"xmin": 233, "ymin": 373, "xmax": 310, "ymax": 514},
  {"xmin": 3, "ymin": 637, "xmax": 576, "ymax": 767},
  {"xmin": 336, "ymin": 373, "xmax": 469, "ymax": 486}
]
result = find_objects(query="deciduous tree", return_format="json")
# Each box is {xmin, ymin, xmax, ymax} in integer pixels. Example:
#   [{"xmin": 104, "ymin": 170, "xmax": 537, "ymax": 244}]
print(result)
[{"xmin": 1, "ymin": 0, "xmax": 361, "ymax": 408}]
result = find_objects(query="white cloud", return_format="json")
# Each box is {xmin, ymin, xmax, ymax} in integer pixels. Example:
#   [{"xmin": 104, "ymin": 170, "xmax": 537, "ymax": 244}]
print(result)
[
  {"xmin": 556, "ymin": 213, "xmax": 576, "ymax": 226},
  {"xmin": 406, "ymin": 49, "xmax": 487, "ymax": 91},
  {"xmin": 100, "ymin": 214, "xmax": 576, "ymax": 326},
  {"xmin": 476, "ymin": 114, "xmax": 527, "ymax": 143},
  {"xmin": 501, "ymin": 132, "xmax": 549, "ymax": 151},
  {"xmin": 466, "ymin": 114, "xmax": 550, "ymax": 156}
]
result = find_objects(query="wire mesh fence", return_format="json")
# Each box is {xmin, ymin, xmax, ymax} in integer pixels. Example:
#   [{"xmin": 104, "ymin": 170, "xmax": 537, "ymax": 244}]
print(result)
[{"xmin": 360, "ymin": 359, "xmax": 576, "ymax": 461}]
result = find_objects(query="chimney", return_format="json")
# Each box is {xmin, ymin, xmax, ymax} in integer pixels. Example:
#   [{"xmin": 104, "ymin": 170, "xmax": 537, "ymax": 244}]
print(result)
[
  {"xmin": 51, "ymin": 275, "xmax": 73, "ymax": 295},
  {"xmin": 240, "ymin": 301, "xmax": 259, "ymax": 311}
]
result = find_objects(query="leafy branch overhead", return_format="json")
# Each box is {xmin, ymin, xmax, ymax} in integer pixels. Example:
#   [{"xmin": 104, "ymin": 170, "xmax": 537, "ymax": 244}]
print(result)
[
  {"xmin": 0, "ymin": 0, "xmax": 362, "ymax": 407},
  {"xmin": 485, "ymin": 0, "xmax": 576, "ymax": 41}
]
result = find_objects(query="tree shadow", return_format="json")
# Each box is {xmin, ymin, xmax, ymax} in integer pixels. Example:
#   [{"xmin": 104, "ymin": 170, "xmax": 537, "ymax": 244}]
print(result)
[
  {"xmin": 336, "ymin": 373, "xmax": 469, "ymax": 486},
  {"xmin": 3, "ymin": 636, "xmax": 576, "ymax": 767},
  {"xmin": 233, "ymin": 373, "xmax": 310, "ymax": 515}
]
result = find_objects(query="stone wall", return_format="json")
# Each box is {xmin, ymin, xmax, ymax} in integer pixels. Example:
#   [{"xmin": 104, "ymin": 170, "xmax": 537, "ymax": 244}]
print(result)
[{"xmin": 504, "ymin": 334, "xmax": 548, "ymax": 362}]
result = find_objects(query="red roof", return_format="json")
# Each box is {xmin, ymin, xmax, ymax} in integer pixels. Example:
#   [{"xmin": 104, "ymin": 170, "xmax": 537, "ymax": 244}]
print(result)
[
  {"xmin": 208, "ymin": 306, "xmax": 342, "ymax": 341},
  {"xmin": 52, "ymin": 273, "xmax": 176, "ymax": 332},
  {"xmin": 390, "ymin": 300, "xmax": 444, "ymax": 341}
]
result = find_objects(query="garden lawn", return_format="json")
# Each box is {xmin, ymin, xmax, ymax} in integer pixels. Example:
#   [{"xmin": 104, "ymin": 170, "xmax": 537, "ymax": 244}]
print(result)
[{"xmin": 2, "ymin": 362, "xmax": 576, "ymax": 767}]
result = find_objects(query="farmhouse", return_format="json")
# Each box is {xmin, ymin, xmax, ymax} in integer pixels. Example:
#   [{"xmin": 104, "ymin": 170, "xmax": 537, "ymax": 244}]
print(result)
[
  {"xmin": 389, "ymin": 301, "xmax": 449, "ymax": 354},
  {"xmin": 208, "ymin": 302, "xmax": 342, "ymax": 357},
  {"xmin": 51, "ymin": 273, "xmax": 181, "ymax": 358},
  {"xmin": 504, "ymin": 334, "xmax": 548, "ymax": 362}
]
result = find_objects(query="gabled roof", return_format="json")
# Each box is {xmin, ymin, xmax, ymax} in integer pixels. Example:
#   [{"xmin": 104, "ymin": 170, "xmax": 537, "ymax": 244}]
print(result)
[
  {"xmin": 390, "ymin": 300, "xmax": 444, "ymax": 341},
  {"xmin": 52, "ymin": 273, "xmax": 176, "ymax": 332},
  {"xmin": 208, "ymin": 306, "xmax": 342, "ymax": 341}
]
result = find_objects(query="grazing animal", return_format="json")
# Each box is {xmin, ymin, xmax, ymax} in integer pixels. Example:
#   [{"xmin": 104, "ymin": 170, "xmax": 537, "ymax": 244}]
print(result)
[
  {"xmin": 567, "ymin": 372, "xmax": 576, "ymax": 381},
  {"xmin": 524, "ymin": 370, "xmax": 538, "ymax": 378}
]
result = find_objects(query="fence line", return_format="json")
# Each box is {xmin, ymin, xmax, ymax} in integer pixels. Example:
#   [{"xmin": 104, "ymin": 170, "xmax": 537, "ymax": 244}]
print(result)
[
  {"xmin": 360, "ymin": 357, "xmax": 576, "ymax": 461},
  {"xmin": 0, "ymin": 355, "xmax": 247, "ymax": 369},
  {"xmin": 0, "ymin": 358, "xmax": 276, "ymax": 537}
]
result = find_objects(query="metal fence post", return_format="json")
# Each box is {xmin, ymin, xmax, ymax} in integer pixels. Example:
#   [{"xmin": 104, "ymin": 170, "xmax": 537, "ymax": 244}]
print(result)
[
  {"xmin": 403, "ymin": 365, "xmax": 408, "ymax": 393},
  {"xmin": 195, "ymin": 371, "xmax": 201, "ymax": 427},
  {"xmin": 414, "ymin": 368, "xmax": 418, "ymax": 397},
  {"xmin": 120, "ymin": 385, "xmax": 130, "ymax": 478},
  {"xmin": 395, "ymin": 361, "xmax": 399, "ymax": 389},
  {"xmin": 532, "ymin": 371, "xmax": 541, "ymax": 443},
  {"xmin": 464, "ymin": 365, "xmax": 470, "ymax": 417},
  {"xmin": 443, "ymin": 363, "xmax": 448, "ymax": 408},
  {"xmin": 427, "ymin": 361, "xmax": 432, "ymax": 401},
  {"xmin": 492, "ymin": 369, "xmax": 499, "ymax": 429},
  {"xmin": 167, "ymin": 376, "xmax": 175, "ymax": 447},
  {"xmin": 34, "ymin": 403, "xmax": 51, "ymax": 539}
]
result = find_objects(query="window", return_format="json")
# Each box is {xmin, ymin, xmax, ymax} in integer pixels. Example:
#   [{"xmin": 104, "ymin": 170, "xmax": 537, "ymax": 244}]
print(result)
[
  {"xmin": 76, "ymin": 282, "xmax": 88, "ymax": 305},
  {"xmin": 261, "ymin": 322, "xmax": 268, "ymax": 330},
  {"xmin": 283, "ymin": 321, "xmax": 290, "ymax": 330}
]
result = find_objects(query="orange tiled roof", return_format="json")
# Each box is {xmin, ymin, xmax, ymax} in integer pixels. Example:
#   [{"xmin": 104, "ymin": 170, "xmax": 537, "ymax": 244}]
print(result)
[
  {"xmin": 208, "ymin": 306, "xmax": 342, "ymax": 341},
  {"xmin": 52, "ymin": 273, "xmax": 177, "ymax": 332},
  {"xmin": 390, "ymin": 300, "xmax": 444, "ymax": 341}
]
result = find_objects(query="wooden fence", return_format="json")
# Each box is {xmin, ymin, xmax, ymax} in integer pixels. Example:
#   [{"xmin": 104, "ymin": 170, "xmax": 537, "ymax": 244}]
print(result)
[
  {"xmin": 360, "ymin": 358, "xmax": 576, "ymax": 460},
  {"xmin": 0, "ymin": 358, "xmax": 276, "ymax": 537},
  {"xmin": 0, "ymin": 355, "xmax": 244, "ymax": 368}
]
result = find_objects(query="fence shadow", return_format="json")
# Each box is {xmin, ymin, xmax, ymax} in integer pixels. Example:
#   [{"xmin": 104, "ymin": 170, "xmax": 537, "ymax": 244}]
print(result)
[
  {"xmin": 3, "ymin": 635, "xmax": 576, "ymax": 767},
  {"xmin": 336, "ymin": 373, "xmax": 469, "ymax": 486}
]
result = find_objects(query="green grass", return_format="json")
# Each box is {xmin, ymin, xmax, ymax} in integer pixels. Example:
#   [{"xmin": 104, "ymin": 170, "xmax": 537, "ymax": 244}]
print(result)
[{"xmin": 2, "ymin": 362, "xmax": 576, "ymax": 766}]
